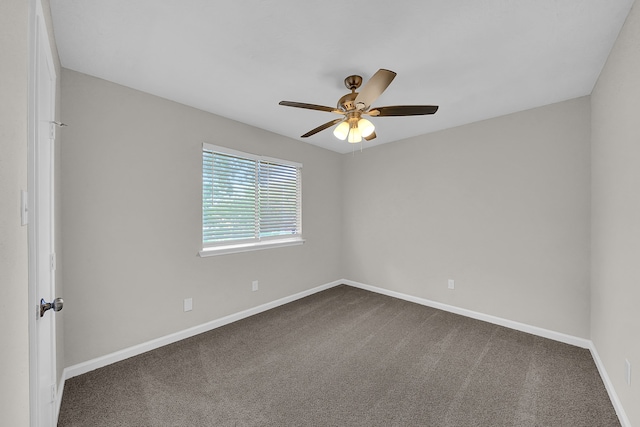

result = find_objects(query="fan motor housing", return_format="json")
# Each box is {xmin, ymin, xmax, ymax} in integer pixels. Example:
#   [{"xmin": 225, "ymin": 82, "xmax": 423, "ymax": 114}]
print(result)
[{"xmin": 338, "ymin": 92, "xmax": 358, "ymax": 111}]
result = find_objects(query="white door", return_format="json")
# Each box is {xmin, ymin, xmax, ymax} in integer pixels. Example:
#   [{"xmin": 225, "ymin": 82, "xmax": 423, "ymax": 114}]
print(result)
[{"xmin": 29, "ymin": 1, "xmax": 59, "ymax": 426}]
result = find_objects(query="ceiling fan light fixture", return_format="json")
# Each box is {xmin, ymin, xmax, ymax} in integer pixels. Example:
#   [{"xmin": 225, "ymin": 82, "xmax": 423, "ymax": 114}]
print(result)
[
  {"xmin": 358, "ymin": 118, "xmax": 375, "ymax": 138},
  {"xmin": 333, "ymin": 121, "xmax": 350, "ymax": 140},
  {"xmin": 348, "ymin": 126, "xmax": 362, "ymax": 143}
]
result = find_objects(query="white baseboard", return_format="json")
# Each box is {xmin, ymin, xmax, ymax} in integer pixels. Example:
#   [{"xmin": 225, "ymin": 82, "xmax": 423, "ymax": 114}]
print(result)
[
  {"xmin": 63, "ymin": 279, "xmax": 343, "ymax": 380},
  {"xmin": 589, "ymin": 343, "xmax": 631, "ymax": 427},
  {"xmin": 343, "ymin": 279, "xmax": 591, "ymax": 348},
  {"xmin": 61, "ymin": 278, "xmax": 596, "ymax": 377}
]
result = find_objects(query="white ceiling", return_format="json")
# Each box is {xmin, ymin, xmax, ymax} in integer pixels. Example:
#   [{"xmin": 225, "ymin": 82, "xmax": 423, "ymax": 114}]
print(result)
[{"xmin": 50, "ymin": 0, "xmax": 634, "ymax": 153}]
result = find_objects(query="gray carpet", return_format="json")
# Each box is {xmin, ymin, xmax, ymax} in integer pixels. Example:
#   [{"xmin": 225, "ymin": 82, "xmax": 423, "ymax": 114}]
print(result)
[{"xmin": 58, "ymin": 285, "xmax": 620, "ymax": 426}]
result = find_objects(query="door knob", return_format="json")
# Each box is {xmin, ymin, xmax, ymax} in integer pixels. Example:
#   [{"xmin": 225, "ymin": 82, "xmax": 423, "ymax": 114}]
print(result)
[{"xmin": 40, "ymin": 297, "xmax": 63, "ymax": 317}]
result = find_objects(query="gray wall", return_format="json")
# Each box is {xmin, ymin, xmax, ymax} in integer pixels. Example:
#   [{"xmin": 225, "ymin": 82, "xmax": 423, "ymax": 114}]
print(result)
[
  {"xmin": 0, "ymin": 1, "xmax": 30, "ymax": 424},
  {"xmin": 60, "ymin": 70, "xmax": 343, "ymax": 366},
  {"xmin": 591, "ymin": 1, "xmax": 640, "ymax": 424},
  {"xmin": 342, "ymin": 97, "xmax": 591, "ymax": 338},
  {"xmin": 60, "ymin": 70, "xmax": 595, "ymax": 365}
]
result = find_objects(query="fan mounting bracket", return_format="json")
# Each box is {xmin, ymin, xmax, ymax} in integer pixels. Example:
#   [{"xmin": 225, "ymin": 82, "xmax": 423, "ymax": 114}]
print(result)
[{"xmin": 344, "ymin": 75, "xmax": 363, "ymax": 91}]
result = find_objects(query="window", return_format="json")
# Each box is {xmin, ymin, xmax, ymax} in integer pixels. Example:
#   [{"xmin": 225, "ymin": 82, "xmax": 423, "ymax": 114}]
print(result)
[{"xmin": 200, "ymin": 143, "xmax": 303, "ymax": 256}]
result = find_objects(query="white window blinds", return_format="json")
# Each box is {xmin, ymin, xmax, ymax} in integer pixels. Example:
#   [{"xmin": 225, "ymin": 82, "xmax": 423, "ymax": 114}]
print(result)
[
  {"xmin": 202, "ymin": 144, "xmax": 302, "ymax": 249},
  {"xmin": 258, "ymin": 160, "xmax": 301, "ymax": 239}
]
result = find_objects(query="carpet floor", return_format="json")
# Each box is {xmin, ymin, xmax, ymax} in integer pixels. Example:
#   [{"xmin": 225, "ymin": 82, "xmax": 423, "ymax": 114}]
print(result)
[{"xmin": 58, "ymin": 285, "xmax": 620, "ymax": 426}]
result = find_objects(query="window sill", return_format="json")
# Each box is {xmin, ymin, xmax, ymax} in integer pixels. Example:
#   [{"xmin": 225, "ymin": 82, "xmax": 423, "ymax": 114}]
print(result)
[{"xmin": 199, "ymin": 237, "xmax": 305, "ymax": 257}]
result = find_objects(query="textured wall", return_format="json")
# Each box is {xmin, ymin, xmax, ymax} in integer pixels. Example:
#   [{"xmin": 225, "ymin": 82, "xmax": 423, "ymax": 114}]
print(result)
[
  {"xmin": 61, "ymin": 70, "xmax": 343, "ymax": 366},
  {"xmin": 0, "ymin": 0, "xmax": 30, "ymax": 425},
  {"xmin": 342, "ymin": 97, "xmax": 591, "ymax": 338},
  {"xmin": 591, "ymin": 1, "xmax": 640, "ymax": 425}
]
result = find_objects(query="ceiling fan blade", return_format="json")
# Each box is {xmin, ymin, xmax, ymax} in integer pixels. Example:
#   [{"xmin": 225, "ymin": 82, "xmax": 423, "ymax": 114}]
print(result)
[
  {"xmin": 301, "ymin": 118, "xmax": 344, "ymax": 138},
  {"xmin": 279, "ymin": 101, "xmax": 341, "ymax": 114},
  {"xmin": 364, "ymin": 131, "xmax": 377, "ymax": 141},
  {"xmin": 369, "ymin": 105, "xmax": 439, "ymax": 117},
  {"xmin": 354, "ymin": 69, "xmax": 396, "ymax": 110}
]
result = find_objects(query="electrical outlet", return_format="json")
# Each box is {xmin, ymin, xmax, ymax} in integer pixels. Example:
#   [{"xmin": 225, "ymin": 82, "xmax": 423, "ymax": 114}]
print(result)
[
  {"xmin": 448, "ymin": 279, "xmax": 455, "ymax": 290},
  {"xmin": 252, "ymin": 280, "xmax": 259, "ymax": 291},
  {"xmin": 626, "ymin": 359, "xmax": 631, "ymax": 385},
  {"xmin": 183, "ymin": 298, "xmax": 193, "ymax": 312}
]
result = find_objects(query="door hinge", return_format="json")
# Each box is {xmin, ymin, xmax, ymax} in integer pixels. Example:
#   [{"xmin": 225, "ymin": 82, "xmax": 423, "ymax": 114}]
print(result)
[
  {"xmin": 50, "ymin": 252, "xmax": 56, "ymax": 272},
  {"xmin": 51, "ymin": 384, "xmax": 56, "ymax": 403},
  {"xmin": 49, "ymin": 121, "xmax": 67, "ymax": 140}
]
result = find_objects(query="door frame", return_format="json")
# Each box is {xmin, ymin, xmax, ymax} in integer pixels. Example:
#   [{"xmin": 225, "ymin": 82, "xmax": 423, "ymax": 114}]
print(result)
[{"xmin": 28, "ymin": 0, "xmax": 58, "ymax": 425}]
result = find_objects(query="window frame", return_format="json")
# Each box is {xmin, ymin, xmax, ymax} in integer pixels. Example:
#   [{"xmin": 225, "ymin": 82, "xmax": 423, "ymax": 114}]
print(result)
[{"xmin": 199, "ymin": 143, "xmax": 304, "ymax": 257}]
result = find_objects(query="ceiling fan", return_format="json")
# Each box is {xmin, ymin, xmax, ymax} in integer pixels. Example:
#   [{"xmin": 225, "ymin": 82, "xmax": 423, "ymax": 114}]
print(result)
[{"xmin": 279, "ymin": 69, "xmax": 438, "ymax": 143}]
